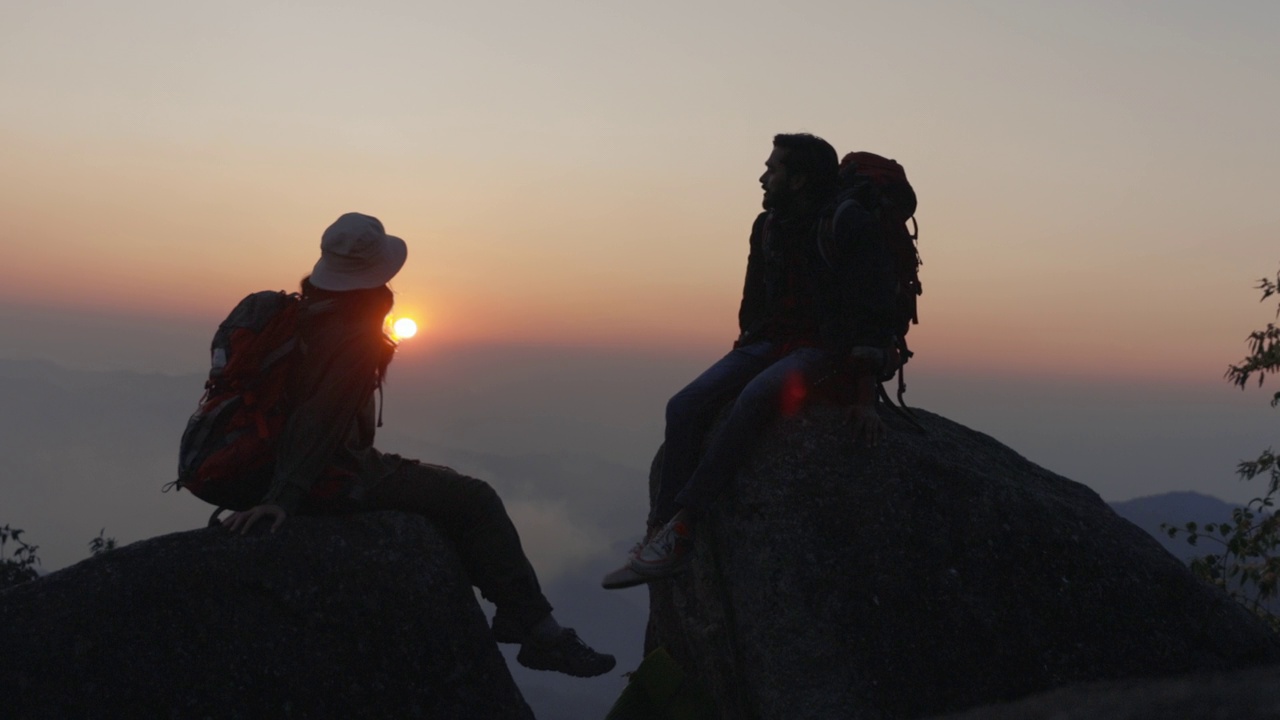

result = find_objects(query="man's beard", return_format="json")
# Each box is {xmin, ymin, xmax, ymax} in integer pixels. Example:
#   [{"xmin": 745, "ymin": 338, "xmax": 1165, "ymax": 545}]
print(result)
[{"xmin": 762, "ymin": 186, "xmax": 793, "ymax": 212}]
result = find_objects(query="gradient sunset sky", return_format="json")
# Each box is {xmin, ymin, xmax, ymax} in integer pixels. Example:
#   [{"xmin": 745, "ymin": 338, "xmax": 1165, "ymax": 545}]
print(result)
[
  {"xmin": 6, "ymin": 7, "xmax": 1280, "ymax": 713},
  {"xmin": 4, "ymin": 11, "xmax": 1280, "ymax": 704},
  {"xmin": 2, "ymin": 1, "xmax": 1278, "ymax": 378}
]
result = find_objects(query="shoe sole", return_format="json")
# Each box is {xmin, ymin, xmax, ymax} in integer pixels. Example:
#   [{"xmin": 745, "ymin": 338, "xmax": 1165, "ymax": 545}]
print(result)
[
  {"xmin": 601, "ymin": 558, "xmax": 691, "ymax": 590},
  {"xmin": 601, "ymin": 564, "xmax": 654, "ymax": 590},
  {"xmin": 517, "ymin": 651, "xmax": 617, "ymax": 678}
]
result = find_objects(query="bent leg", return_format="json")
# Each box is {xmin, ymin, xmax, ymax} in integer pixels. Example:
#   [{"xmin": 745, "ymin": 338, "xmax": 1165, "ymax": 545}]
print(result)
[
  {"xmin": 650, "ymin": 341, "xmax": 775, "ymax": 526},
  {"xmin": 675, "ymin": 346, "xmax": 833, "ymax": 512},
  {"xmin": 361, "ymin": 461, "xmax": 553, "ymax": 635}
]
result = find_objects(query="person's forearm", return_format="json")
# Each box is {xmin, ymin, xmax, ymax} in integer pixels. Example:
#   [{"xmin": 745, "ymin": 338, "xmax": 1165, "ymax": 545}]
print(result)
[{"xmin": 847, "ymin": 353, "xmax": 880, "ymax": 406}]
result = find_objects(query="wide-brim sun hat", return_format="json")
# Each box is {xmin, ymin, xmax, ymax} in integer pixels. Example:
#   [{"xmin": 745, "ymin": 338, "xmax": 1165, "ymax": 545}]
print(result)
[{"xmin": 310, "ymin": 212, "xmax": 408, "ymax": 291}]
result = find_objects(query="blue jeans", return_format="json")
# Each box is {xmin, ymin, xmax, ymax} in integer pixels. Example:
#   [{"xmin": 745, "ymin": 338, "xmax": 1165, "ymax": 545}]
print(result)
[{"xmin": 649, "ymin": 341, "xmax": 835, "ymax": 526}]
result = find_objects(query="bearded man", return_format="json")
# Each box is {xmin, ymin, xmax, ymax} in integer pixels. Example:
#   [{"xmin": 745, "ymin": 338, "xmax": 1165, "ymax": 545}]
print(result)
[{"xmin": 604, "ymin": 132, "xmax": 896, "ymax": 588}]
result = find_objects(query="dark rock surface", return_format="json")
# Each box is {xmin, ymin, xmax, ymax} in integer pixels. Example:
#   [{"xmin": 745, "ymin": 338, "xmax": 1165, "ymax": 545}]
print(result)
[
  {"xmin": 926, "ymin": 662, "xmax": 1280, "ymax": 720},
  {"xmin": 645, "ymin": 405, "xmax": 1280, "ymax": 720},
  {"xmin": 0, "ymin": 511, "xmax": 533, "ymax": 719}
]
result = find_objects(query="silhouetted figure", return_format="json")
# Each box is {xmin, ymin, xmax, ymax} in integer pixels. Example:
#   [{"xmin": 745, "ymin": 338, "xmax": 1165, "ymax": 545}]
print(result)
[
  {"xmin": 223, "ymin": 212, "xmax": 615, "ymax": 677},
  {"xmin": 603, "ymin": 134, "xmax": 896, "ymax": 588}
]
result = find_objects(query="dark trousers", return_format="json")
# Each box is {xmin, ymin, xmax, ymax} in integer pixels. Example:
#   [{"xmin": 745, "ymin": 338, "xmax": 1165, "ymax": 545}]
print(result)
[
  {"xmin": 360, "ymin": 460, "xmax": 553, "ymax": 635},
  {"xmin": 650, "ymin": 341, "xmax": 834, "ymax": 527}
]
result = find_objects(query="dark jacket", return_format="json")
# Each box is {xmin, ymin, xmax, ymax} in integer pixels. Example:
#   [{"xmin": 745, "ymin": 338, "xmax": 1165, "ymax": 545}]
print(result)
[
  {"xmin": 737, "ymin": 200, "xmax": 895, "ymax": 356},
  {"xmin": 264, "ymin": 296, "xmax": 401, "ymax": 515}
]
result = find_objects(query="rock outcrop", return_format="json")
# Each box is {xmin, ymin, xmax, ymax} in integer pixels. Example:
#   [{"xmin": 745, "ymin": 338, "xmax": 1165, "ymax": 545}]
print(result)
[
  {"xmin": 928, "ymin": 662, "xmax": 1280, "ymax": 720},
  {"xmin": 0, "ymin": 511, "xmax": 533, "ymax": 719},
  {"xmin": 645, "ymin": 405, "xmax": 1280, "ymax": 720}
]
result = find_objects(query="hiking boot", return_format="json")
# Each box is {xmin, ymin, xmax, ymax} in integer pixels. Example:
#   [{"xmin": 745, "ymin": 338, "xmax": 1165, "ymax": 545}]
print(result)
[
  {"xmin": 517, "ymin": 628, "xmax": 616, "ymax": 677},
  {"xmin": 628, "ymin": 518, "xmax": 693, "ymax": 578}
]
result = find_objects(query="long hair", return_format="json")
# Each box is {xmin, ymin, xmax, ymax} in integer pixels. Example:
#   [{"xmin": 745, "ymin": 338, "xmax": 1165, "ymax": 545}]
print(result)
[
  {"xmin": 300, "ymin": 276, "xmax": 398, "ymax": 384},
  {"xmin": 772, "ymin": 133, "xmax": 839, "ymax": 205}
]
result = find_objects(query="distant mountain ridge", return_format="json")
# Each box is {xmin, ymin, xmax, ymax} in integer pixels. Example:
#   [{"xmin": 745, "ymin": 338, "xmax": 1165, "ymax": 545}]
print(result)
[{"xmin": 1109, "ymin": 491, "xmax": 1242, "ymax": 561}]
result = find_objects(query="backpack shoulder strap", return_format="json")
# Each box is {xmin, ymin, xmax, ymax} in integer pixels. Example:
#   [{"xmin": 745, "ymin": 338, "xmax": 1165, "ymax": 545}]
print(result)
[{"xmin": 818, "ymin": 197, "xmax": 863, "ymax": 268}]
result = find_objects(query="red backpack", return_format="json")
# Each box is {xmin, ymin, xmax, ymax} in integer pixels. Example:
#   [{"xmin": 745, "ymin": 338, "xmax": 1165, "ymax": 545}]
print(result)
[{"xmin": 171, "ymin": 290, "xmax": 302, "ymax": 511}]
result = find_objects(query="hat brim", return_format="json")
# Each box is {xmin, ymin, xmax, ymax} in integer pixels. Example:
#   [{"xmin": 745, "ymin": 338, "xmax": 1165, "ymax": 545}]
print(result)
[{"xmin": 310, "ymin": 234, "xmax": 407, "ymax": 291}]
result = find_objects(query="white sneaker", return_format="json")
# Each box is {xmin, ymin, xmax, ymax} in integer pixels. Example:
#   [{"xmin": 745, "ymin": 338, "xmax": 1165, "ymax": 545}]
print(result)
[{"xmin": 628, "ymin": 518, "xmax": 693, "ymax": 577}]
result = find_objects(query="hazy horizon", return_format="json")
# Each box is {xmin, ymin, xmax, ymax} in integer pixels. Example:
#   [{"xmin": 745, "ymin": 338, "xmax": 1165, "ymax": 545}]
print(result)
[{"xmin": 2, "ymin": 329, "xmax": 1273, "ymax": 575}]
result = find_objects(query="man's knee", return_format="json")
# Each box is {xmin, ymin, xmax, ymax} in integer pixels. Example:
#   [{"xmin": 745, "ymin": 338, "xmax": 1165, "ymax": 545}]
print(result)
[
  {"xmin": 400, "ymin": 461, "xmax": 505, "ymax": 513},
  {"xmin": 438, "ymin": 473, "xmax": 512, "ymax": 536},
  {"xmin": 665, "ymin": 390, "xmax": 695, "ymax": 429},
  {"xmin": 736, "ymin": 374, "xmax": 784, "ymax": 412},
  {"xmin": 477, "ymin": 480, "xmax": 506, "ymax": 514},
  {"xmin": 445, "ymin": 472, "xmax": 503, "ymax": 515}
]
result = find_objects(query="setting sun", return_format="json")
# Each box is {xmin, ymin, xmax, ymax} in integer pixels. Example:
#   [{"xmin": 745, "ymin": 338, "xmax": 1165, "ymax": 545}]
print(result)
[{"xmin": 391, "ymin": 317, "xmax": 418, "ymax": 341}]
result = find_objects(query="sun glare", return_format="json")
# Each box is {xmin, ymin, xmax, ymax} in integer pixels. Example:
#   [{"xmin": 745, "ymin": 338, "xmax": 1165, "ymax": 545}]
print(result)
[{"xmin": 391, "ymin": 317, "xmax": 418, "ymax": 341}]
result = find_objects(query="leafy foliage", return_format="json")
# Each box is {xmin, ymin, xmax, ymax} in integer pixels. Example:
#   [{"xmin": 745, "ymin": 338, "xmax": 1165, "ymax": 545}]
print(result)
[
  {"xmin": 1, "ymin": 525, "xmax": 120, "ymax": 591},
  {"xmin": 1165, "ymin": 268, "xmax": 1280, "ymax": 630},
  {"xmin": 89, "ymin": 528, "xmax": 117, "ymax": 556},
  {"xmin": 1226, "ymin": 271, "xmax": 1280, "ymax": 407},
  {"xmin": 1, "ymin": 524, "xmax": 41, "ymax": 591}
]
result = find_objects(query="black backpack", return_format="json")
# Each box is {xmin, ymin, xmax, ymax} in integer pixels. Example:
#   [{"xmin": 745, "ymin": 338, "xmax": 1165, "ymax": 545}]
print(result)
[{"xmin": 823, "ymin": 152, "xmax": 923, "ymax": 416}]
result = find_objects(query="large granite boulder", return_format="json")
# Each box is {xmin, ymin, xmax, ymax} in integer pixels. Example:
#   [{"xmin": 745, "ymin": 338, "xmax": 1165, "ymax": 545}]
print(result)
[
  {"xmin": 0, "ymin": 511, "xmax": 534, "ymax": 719},
  {"xmin": 644, "ymin": 405, "xmax": 1280, "ymax": 720},
  {"xmin": 928, "ymin": 662, "xmax": 1280, "ymax": 720}
]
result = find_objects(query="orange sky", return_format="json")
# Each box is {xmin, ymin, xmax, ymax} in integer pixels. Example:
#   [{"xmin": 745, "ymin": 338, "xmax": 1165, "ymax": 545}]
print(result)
[{"xmin": 2, "ymin": 1, "xmax": 1278, "ymax": 385}]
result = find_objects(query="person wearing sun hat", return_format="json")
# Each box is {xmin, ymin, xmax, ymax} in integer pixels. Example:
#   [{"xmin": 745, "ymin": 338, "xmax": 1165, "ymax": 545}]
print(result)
[
  {"xmin": 309, "ymin": 212, "xmax": 408, "ymax": 291},
  {"xmin": 220, "ymin": 212, "xmax": 616, "ymax": 678}
]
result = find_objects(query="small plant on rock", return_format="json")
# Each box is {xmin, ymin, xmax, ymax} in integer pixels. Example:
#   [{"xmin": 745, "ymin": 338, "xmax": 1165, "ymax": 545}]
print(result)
[
  {"xmin": 89, "ymin": 528, "xmax": 117, "ymax": 556},
  {"xmin": 1, "ymin": 524, "xmax": 41, "ymax": 590}
]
